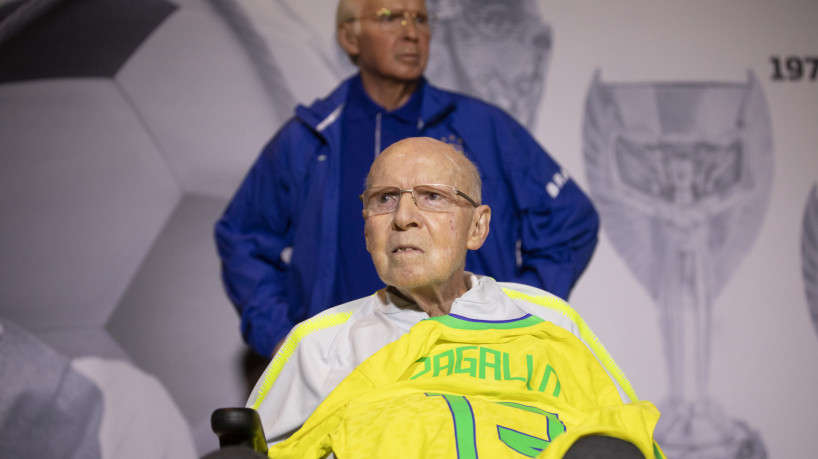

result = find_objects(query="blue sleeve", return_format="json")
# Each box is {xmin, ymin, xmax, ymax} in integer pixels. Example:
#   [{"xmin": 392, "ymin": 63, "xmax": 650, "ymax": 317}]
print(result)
[
  {"xmin": 214, "ymin": 133, "xmax": 296, "ymax": 357},
  {"xmin": 501, "ymin": 114, "xmax": 600, "ymax": 300}
]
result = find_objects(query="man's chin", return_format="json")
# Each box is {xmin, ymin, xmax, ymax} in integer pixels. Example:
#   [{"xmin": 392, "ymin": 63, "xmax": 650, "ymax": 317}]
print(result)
[
  {"xmin": 379, "ymin": 269, "xmax": 431, "ymax": 292},
  {"xmin": 384, "ymin": 67, "xmax": 426, "ymax": 84}
]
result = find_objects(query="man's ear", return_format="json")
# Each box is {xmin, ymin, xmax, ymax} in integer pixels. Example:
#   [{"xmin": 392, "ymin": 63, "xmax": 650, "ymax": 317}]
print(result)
[
  {"xmin": 337, "ymin": 22, "xmax": 360, "ymax": 58},
  {"xmin": 466, "ymin": 205, "xmax": 491, "ymax": 251}
]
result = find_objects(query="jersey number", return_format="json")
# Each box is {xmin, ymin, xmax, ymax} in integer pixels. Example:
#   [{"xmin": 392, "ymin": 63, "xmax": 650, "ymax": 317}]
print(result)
[{"xmin": 427, "ymin": 393, "xmax": 566, "ymax": 458}]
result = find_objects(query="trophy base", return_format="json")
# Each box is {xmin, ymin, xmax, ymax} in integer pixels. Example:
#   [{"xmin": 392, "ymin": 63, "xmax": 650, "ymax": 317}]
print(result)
[{"xmin": 655, "ymin": 400, "xmax": 767, "ymax": 459}]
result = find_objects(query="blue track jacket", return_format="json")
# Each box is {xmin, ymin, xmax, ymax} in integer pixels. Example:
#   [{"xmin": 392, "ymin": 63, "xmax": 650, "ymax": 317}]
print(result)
[{"xmin": 214, "ymin": 75, "xmax": 599, "ymax": 357}]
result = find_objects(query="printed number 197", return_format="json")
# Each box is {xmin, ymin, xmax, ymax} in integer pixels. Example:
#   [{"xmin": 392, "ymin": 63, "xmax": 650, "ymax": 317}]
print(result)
[{"xmin": 770, "ymin": 56, "xmax": 818, "ymax": 81}]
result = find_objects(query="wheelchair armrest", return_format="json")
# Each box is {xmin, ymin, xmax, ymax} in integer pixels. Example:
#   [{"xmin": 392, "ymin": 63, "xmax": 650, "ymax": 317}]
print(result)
[{"xmin": 211, "ymin": 407, "xmax": 269, "ymax": 454}]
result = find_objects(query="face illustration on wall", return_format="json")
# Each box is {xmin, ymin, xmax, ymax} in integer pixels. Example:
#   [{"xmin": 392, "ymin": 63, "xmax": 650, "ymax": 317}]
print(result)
[
  {"xmin": 583, "ymin": 71, "xmax": 772, "ymax": 459},
  {"xmin": 424, "ymin": 0, "xmax": 552, "ymax": 128}
]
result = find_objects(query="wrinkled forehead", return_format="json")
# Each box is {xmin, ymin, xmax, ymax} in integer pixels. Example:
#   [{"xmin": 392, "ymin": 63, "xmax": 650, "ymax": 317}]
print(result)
[
  {"xmin": 360, "ymin": 0, "xmax": 428, "ymax": 14},
  {"xmin": 369, "ymin": 139, "xmax": 468, "ymax": 188}
]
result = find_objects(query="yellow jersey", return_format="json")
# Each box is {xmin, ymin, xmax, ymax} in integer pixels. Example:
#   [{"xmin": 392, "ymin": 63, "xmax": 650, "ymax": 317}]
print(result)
[{"xmin": 269, "ymin": 313, "xmax": 664, "ymax": 459}]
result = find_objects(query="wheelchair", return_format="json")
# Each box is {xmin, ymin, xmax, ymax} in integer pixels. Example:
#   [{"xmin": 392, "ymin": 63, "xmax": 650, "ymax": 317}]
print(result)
[
  {"xmin": 204, "ymin": 407, "xmax": 267, "ymax": 458},
  {"xmin": 206, "ymin": 406, "xmax": 646, "ymax": 458}
]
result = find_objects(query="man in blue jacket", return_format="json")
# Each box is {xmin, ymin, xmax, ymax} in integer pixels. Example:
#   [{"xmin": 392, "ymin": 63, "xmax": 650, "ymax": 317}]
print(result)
[{"xmin": 214, "ymin": 0, "xmax": 599, "ymax": 358}]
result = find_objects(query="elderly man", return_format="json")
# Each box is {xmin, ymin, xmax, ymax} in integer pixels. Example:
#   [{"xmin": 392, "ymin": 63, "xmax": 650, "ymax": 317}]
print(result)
[
  {"xmin": 214, "ymin": 0, "xmax": 599, "ymax": 359},
  {"xmin": 247, "ymin": 138, "xmax": 663, "ymax": 458}
]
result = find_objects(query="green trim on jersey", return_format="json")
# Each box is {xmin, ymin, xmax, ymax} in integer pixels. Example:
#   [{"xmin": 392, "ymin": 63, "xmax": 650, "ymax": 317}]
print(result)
[
  {"xmin": 250, "ymin": 311, "xmax": 354, "ymax": 410},
  {"xmin": 501, "ymin": 287, "xmax": 640, "ymax": 402},
  {"xmin": 428, "ymin": 314, "xmax": 544, "ymax": 330}
]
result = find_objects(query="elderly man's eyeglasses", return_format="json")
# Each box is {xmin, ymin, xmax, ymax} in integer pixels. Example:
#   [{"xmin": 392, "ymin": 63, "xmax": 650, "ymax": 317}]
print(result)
[
  {"xmin": 345, "ymin": 8, "xmax": 435, "ymax": 33},
  {"xmin": 360, "ymin": 184, "xmax": 479, "ymax": 217}
]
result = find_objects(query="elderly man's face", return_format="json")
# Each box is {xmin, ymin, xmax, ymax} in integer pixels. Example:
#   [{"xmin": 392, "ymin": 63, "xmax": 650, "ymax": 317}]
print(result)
[
  {"xmin": 345, "ymin": 0, "xmax": 430, "ymax": 84},
  {"xmin": 363, "ymin": 138, "xmax": 489, "ymax": 292}
]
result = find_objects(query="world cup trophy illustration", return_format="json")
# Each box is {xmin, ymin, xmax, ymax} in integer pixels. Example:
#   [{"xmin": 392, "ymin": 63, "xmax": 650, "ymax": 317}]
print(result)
[{"xmin": 583, "ymin": 72, "xmax": 772, "ymax": 458}]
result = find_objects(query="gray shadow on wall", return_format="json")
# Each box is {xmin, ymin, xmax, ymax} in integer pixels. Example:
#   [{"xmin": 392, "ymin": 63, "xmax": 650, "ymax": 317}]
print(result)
[
  {"xmin": 0, "ymin": 318, "xmax": 199, "ymax": 458},
  {"xmin": 803, "ymin": 183, "xmax": 818, "ymax": 340},
  {"xmin": 583, "ymin": 71, "xmax": 771, "ymax": 459},
  {"xmin": 0, "ymin": 319, "xmax": 104, "ymax": 459}
]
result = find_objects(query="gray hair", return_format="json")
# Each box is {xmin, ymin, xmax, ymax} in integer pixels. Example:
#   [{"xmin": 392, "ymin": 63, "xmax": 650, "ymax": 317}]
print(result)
[
  {"xmin": 336, "ymin": 0, "xmax": 362, "ymax": 64},
  {"xmin": 335, "ymin": 0, "xmax": 361, "ymax": 25}
]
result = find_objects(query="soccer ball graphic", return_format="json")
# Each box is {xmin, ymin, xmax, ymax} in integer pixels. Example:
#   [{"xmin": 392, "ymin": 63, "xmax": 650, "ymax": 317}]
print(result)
[
  {"xmin": 0, "ymin": 0, "xmax": 280, "ymax": 455},
  {"xmin": 1, "ymin": 0, "xmax": 555, "ymax": 455}
]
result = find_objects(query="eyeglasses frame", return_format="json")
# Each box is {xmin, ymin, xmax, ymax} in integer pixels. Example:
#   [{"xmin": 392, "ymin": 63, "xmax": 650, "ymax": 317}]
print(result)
[
  {"xmin": 344, "ymin": 7, "xmax": 436, "ymax": 31},
  {"xmin": 359, "ymin": 184, "xmax": 480, "ymax": 217}
]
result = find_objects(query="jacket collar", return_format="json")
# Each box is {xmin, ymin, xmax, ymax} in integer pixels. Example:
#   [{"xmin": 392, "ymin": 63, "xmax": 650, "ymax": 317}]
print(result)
[
  {"xmin": 294, "ymin": 73, "xmax": 458, "ymax": 137},
  {"xmin": 450, "ymin": 276, "xmax": 528, "ymax": 321},
  {"xmin": 377, "ymin": 274, "xmax": 526, "ymax": 323}
]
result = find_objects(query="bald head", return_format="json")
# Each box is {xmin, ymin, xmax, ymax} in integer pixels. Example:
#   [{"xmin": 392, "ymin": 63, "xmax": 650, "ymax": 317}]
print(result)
[
  {"xmin": 366, "ymin": 137, "xmax": 482, "ymax": 204},
  {"xmin": 362, "ymin": 137, "xmax": 491, "ymax": 306}
]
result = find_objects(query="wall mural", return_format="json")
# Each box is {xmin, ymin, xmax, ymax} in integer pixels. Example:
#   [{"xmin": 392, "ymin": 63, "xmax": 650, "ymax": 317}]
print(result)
[
  {"xmin": 583, "ymin": 72, "xmax": 772, "ymax": 458},
  {"xmin": 2, "ymin": 0, "xmax": 816, "ymax": 457},
  {"xmin": 424, "ymin": 0, "xmax": 551, "ymax": 128}
]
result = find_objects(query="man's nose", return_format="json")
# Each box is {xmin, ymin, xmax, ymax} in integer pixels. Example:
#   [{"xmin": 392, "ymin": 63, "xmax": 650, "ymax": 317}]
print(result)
[
  {"xmin": 392, "ymin": 192, "xmax": 421, "ymax": 228},
  {"xmin": 400, "ymin": 13, "xmax": 419, "ymax": 38}
]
